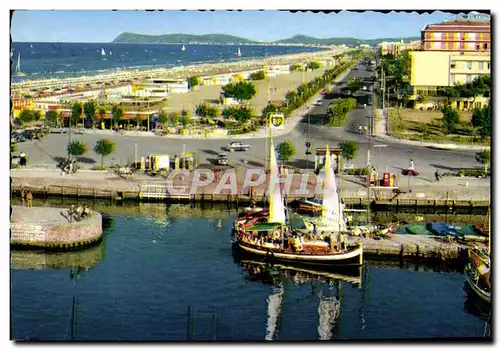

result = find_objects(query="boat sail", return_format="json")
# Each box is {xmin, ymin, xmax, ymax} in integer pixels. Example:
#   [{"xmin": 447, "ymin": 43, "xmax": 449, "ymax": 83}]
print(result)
[
  {"xmin": 237, "ymin": 47, "xmax": 242, "ymax": 57},
  {"xmin": 268, "ymin": 136, "xmax": 286, "ymax": 224},
  {"xmin": 109, "ymin": 50, "xmax": 112, "ymax": 56},
  {"xmin": 14, "ymin": 53, "xmax": 26, "ymax": 77},
  {"xmin": 101, "ymin": 48, "xmax": 106, "ymax": 56},
  {"xmin": 303, "ymin": 146, "xmax": 345, "ymax": 234},
  {"xmin": 181, "ymin": 45, "xmax": 186, "ymax": 51}
]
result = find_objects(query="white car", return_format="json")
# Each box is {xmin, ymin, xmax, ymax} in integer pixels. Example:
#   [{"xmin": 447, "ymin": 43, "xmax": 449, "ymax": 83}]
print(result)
[
  {"xmin": 314, "ymin": 99, "xmax": 323, "ymax": 106},
  {"xmin": 228, "ymin": 141, "xmax": 250, "ymax": 152}
]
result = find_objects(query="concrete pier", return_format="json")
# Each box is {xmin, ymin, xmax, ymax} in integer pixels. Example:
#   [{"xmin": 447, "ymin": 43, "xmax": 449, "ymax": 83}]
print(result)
[{"xmin": 10, "ymin": 205, "xmax": 103, "ymax": 250}]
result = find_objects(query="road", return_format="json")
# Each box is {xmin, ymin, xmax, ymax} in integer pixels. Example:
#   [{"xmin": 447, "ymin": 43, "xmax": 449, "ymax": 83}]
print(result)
[{"xmin": 16, "ymin": 59, "xmax": 482, "ymax": 177}]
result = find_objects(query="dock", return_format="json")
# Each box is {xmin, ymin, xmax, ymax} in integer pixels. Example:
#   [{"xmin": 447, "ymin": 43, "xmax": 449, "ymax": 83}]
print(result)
[{"xmin": 10, "ymin": 168, "xmax": 491, "ymax": 209}]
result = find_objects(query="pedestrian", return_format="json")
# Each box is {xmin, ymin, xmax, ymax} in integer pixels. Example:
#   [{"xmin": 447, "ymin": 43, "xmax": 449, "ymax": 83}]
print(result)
[
  {"xmin": 409, "ymin": 159, "xmax": 414, "ymax": 170},
  {"xmin": 435, "ymin": 169, "xmax": 441, "ymax": 183},
  {"xmin": 21, "ymin": 189, "xmax": 25, "ymax": 206},
  {"xmin": 26, "ymin": 190, "xmax": 33, "ymax": 208}
]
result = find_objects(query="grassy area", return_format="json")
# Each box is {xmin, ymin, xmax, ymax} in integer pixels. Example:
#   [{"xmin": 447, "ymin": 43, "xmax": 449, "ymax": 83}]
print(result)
[{"xmin": 387, "ymin": 108, "xmax": 490, "ymax": 146}]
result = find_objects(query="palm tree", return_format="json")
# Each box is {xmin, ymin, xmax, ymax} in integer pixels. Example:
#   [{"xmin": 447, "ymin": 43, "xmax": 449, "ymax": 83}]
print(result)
[{"xmin": 111, "ymin": 105, "xmax": 124, "ymax": 131}]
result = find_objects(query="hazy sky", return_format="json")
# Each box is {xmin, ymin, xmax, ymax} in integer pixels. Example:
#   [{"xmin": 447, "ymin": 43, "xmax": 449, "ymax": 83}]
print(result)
[{"xmin": 11, "ymin": 10, "xmax": 457, "ymax": 43}]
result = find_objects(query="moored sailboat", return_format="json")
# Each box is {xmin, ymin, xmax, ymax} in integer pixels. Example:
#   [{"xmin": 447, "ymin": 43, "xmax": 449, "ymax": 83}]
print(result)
[
  {"xmin": 14, "ymin": 53, "xmax": 26, "ymax": 77},
  {"xmin": 232, "ymin": 118, "xmax": 363, "ymax": 268}
]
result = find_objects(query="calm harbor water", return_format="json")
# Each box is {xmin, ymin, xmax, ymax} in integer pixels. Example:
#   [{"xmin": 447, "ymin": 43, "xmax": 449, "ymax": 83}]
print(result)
[{"xmin": 10, "ymin": 200, "xmax": 491, "ymax": 341}]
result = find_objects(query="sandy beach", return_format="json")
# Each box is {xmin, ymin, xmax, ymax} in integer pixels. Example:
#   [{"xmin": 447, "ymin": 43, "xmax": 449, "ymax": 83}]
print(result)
[
  {"xmin": 166, "ymin": 67, "xmax": 330, "ymax": 114},
  {"xmin": 11, "ymin": 48, "xmax": 347, "ymax": 96}
]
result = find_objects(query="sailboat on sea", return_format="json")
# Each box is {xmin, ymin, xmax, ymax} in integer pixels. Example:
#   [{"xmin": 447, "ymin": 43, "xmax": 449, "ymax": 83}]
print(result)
[
  {"xmin": 14, "ymin": 53, "xmax": 26, "ymax": 77},
  {"xmin": 101, "ymin": 48, "xmax": 106, "ymax": 56},
  {"xmin": 181, "ymin": 45, "xmax": 186, "ymax": 51},
  {"xmin": 236, "ymin": 47, "xmax": 242, "ymax": 57}
]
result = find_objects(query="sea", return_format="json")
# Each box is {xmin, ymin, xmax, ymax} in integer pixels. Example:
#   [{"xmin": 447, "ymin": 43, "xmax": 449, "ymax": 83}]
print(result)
[
  {"xmin": 10, "ymin": 199, "xmax": 492, "ymax": 341},
  {"xmin": 10, "ymin": 42, "xmax": 325, "ymax": 82}
]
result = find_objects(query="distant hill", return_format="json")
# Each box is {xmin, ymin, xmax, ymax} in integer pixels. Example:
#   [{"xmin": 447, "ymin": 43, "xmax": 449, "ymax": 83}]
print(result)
[
  {"xmin": 112, "ymin": 32, "xmax": 260, "ymax": 44},
  {"xmin": 112, "ymin": 32, "xmax": 420, "ymax": 46}
]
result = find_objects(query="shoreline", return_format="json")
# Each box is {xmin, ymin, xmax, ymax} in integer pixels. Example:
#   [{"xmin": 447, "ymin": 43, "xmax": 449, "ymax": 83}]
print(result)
[{"xmin": 11, "ymin": 48, "xmax": 346, "ymax": 93}]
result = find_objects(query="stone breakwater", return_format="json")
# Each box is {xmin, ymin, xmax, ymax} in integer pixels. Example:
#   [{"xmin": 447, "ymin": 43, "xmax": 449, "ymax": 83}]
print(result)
[{"xmin": 10, "ymin": 206, "xmax": 103, "ymax": 250}]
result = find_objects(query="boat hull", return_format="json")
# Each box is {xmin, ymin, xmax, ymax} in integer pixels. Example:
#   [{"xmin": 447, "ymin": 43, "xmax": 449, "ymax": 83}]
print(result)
[
  {"xmin": 297, "ymin": 200, "xmax": 323, "ymax": 213},
  {"xmin": 464, "ymin": 265, "xmax": 491, "ymax": 304},
  {"xmin": 233, "ymin": 241, "xmax": 363, "ymax": 268}
]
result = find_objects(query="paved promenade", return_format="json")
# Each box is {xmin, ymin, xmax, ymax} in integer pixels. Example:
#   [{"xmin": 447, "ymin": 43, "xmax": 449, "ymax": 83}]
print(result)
[{"xmin": 10, "ymin": 167, "xmax": 491, "ymax": 203}]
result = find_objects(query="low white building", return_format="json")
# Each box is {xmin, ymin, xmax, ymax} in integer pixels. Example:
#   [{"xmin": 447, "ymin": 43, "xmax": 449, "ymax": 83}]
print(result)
[{"xmin": 141, "ymin": 78, "xmax": 189, "ymax": 94}]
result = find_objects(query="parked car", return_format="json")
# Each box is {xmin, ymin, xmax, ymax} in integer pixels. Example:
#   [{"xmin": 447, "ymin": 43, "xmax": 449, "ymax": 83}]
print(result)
[
  {"xmin": 228, "ymin": 141, "xmax": 250, "ymax": 152},
  {"xmin": 217, "ymin": 153, "xmax": 229, "ymax": 165},
  {"xmin": 12, "ymin": 133, "xmax": 26, "ymax": 142},
  {"xmin": 314, "ymin": 99, "xmax": 323, "ymax": 106},
  {"xmin": 50, "ymin": 126, "xmax": 68, "ymax": 134}
]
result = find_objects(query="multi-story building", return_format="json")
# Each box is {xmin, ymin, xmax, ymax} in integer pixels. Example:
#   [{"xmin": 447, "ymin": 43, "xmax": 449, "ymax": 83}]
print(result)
[
  {"xmin": 379, "ymin": 40, "xmax": 421, "ymax": 57},
  {"xmin": 421, "ymin": 20, "xmax": 490, "ymax": 53},
  {"xmin": 409, "ymin": 51, "xmax": 490, "ymax": 110}
]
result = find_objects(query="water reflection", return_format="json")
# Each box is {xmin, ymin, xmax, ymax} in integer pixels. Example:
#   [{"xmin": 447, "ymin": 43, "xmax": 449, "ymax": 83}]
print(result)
[
  {"xmin": 10, "ymin": 241, "xmax": 105, "ymax": 271},
  {"xmin": 463, "ymin": 283, "xmax": 492, "ymax": 338},
  {"xmin": 234, "ymin": 255, "xmax": 363, "ymax": 340}
]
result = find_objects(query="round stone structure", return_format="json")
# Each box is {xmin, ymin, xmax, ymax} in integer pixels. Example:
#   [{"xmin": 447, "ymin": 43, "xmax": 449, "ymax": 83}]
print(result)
[{"xmin": 10, "ymin": 205, "xmax": 103, "ymax": 250}]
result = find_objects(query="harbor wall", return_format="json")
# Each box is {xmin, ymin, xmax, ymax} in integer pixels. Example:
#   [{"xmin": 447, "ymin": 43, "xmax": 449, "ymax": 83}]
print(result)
[{"xmin": 10, "ymin": 206, "xmax": 103, "ymax": 250}]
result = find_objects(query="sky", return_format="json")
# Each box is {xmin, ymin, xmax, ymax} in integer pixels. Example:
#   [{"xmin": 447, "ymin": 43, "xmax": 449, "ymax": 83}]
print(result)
[{"xmin": 10, "ymin": 10, "xmax": 459, "ymax": 43}]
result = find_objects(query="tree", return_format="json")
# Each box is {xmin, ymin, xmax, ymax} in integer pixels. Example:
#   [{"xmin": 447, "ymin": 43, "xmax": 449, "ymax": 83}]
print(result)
[
  {"xmin": 67, "ymin": 141, "xmax": 88, "ymax": 157},
  {"xmin": 290, "ymin": 64, "xmax": 302, "ymax": 72},
  {"xmin": 339, "ymin": 140, "xmax": 358, "ymax": 165},
  {"xmin": 307, "ymin": 61, "xmax": 321, "ymax": 70},
  {"xmin": 221, "ymin": 81, "xmax": 257, "ymax": 102},
  {"xmin": 11, "ymin": 142, "xmax": 18, "ymax": 153},
  {"xmin": 206, "ymin": 106, "xmax": 219, "ymax": 118},
  {"xmin": 111, "ymin": 105, "xmax": 124, "ymax": 130},
  {"xmin": 471, "ymin": 105, "xmax": 491, "ymax": 138},
  {"xmin": 249, "ymin": 70, "xmax": 266, "ymax": 80},
  {"xmin": 475, "ymin": 150, "xmax": 490, "ymax": 174},
  {"xmin": 33, "ymin": 110, "xmax": 42, "ymax": 121},
  {"xmin": 235, "ymin": 106, "xmax": 253, "ymax": 123},
  {"xmin": 277, "ymin": 140, "xmax": 296, "ymax": 164},
  {"xmin": 18, "ymin": 109, "xmax": 34, "ymax": 124},
  {"xmin": 441, "ymin": 105, "xmax": 459, "ymax": 134},
  {"xmin": 180, "ymin": 108, "xmax": 190, "ymax": 117},
  {"xmin": 195, "ymin": 103, "xmax": 209, "ymax": 118},
  {"xmin": 45, "ymin": 110, "xmax": 60, "ymax": 125},
  {"xmin": 168, "ymin": 111, "xmax": 181, "ymax": 126},
  {"xmin": 71, "ymin": 102, "xmax": 83, "ymax": 126},
  {"xmin": 158, "ymin": 110, "xmax": 169, "ymax": 126},
  {"xmin": 343, "ymin": 78, "xmax": 364, "ymax": 96},
  {"xmin": 94, "ymin": 139, "xmax": 116, "ymax": 167},
  {"xmin": 188, "ymin": 76, "xmax": 201, "ymax": 88},
  {"xmin": 261, "ymin": 102, "xmax": 280, "ymax": 119},
  {"xmin": 83, "ymin": 101, "xmax": 97, "ymax": 127},
  {"xmin": 179, "ymin": 115, "xmax": 190, "ymax": 128}
]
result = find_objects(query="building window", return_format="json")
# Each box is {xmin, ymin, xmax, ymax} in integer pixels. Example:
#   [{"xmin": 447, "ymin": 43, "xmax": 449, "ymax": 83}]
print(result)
[
  {"xmin": 484, "ymin": 43, "xmax": 488, "ymax": 50},
  {"xmin": 466, "ymin": 75, "xmax": 472, "ymax": 84},
  {"xmin": 479, "ymin": 62, "xmax": 484, "ymax": 71},
  {"xmin": 467, "ymin": 62, "xmax": 472, "ymax": 70},
  {"xmin": 450, "ymin": 63, "xmax": 456, "ymax": 69},
  {"xmin": 476, "ymin": 44, "xmax": 480, "ymax": 50},
  {"xmin": 487, "ymin": 63, "xmax": 490, "ymax": 70}
]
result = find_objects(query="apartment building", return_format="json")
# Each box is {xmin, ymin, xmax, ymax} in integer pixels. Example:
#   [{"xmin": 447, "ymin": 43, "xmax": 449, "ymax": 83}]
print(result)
[{"xmin": 421, "ymin": 20, "xmax": 490, "ymax": 53}]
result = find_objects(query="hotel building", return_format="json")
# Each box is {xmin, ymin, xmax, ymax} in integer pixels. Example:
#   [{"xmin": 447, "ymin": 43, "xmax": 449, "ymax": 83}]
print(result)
[{"xmin": 421, "ymin": 20, "xmax": 490, "ymax": 53}]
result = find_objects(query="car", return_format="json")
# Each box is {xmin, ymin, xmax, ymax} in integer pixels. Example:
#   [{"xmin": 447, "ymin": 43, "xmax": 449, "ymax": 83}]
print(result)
[
  {"xmin": 12, "ymin": 133, "xmax": 26, "ymax": 142},
  {"xmin": 50, "ymin": 127, "xmax": 68, "ymax": 134},
  {"xmin": 314, "ymin": 99, "xmax": 323, "ymax": 106},
  {"xmin": 228, "ymin": 141, "xmax": 250, "ymax": 152},
  {"xmin": 217, "ymin": 153, "xmax": 229, "ymax": 165}
]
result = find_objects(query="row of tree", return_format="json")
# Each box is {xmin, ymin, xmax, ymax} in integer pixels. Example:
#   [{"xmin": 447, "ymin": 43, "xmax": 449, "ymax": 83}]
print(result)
[
  {"xmin": 440, "ymin": 103, "xmax": 491, "ymax": 138},
  {"xmin": 325, "ymin": 98, "xmax": 357, "ymax": 126},
  {"xmin": 276, "ymin": 139, "xmax": 359, "ymax": 166},
  {"xmin": 66, "ymin": 138, "xmax": 116, "ymax": 167}
]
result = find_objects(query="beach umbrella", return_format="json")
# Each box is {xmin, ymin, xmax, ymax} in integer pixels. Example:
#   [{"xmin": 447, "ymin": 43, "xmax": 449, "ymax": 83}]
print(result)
[
  {"xmin": 401, "ymin": 168, "xmax": 419, "ymax": 188},
  {"xmin": 401, "ymin": 169, "xmax": 420, "ymax": 176}
]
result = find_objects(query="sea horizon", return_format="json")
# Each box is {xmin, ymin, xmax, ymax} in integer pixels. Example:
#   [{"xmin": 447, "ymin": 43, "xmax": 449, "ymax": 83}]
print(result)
[{"xmin": 10, "ymin": 42, "xmax": 327, "ymax": 82}]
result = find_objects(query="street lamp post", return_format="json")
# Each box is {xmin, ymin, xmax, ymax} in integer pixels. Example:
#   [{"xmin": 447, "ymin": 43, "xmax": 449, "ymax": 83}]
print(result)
[{"xmin": 134, "ymin": 142, "xmax": 138, "ymax": 166}]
